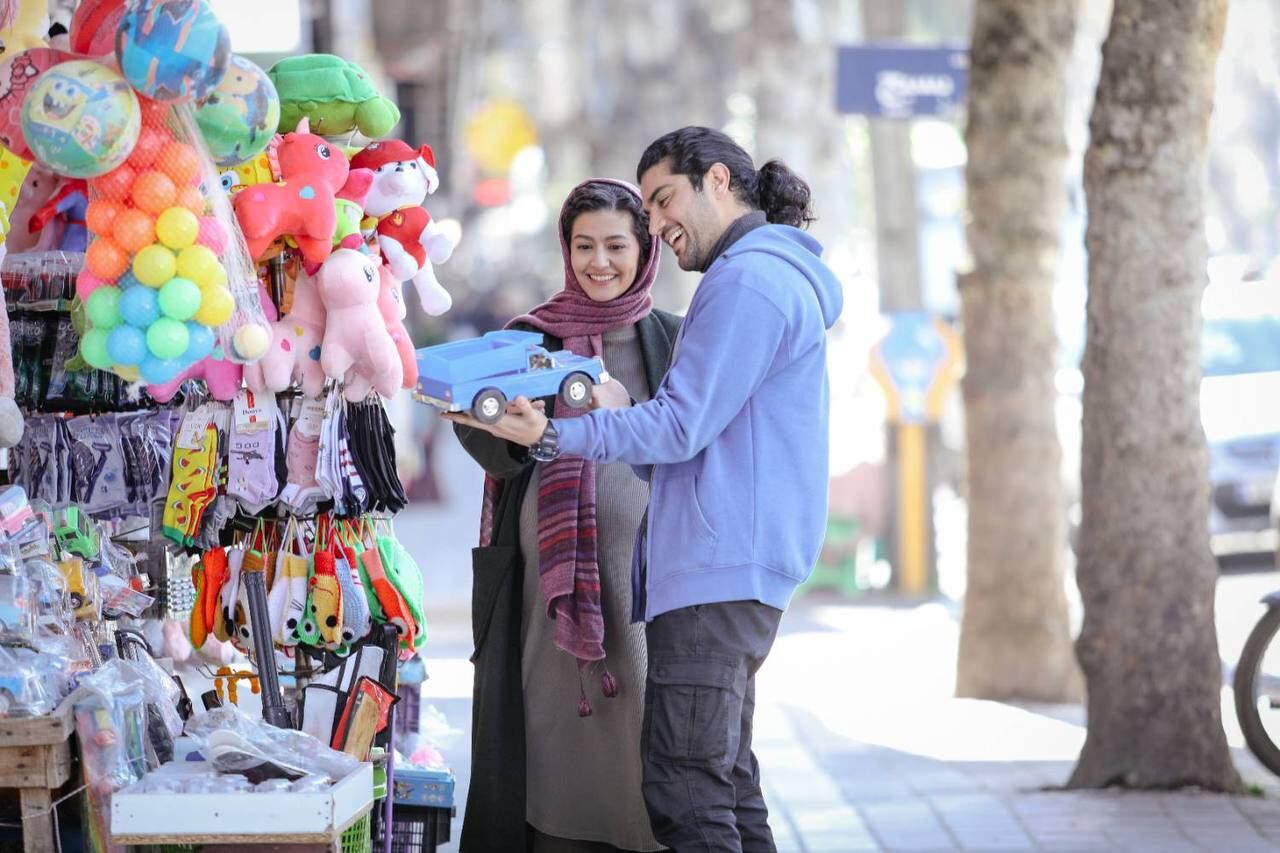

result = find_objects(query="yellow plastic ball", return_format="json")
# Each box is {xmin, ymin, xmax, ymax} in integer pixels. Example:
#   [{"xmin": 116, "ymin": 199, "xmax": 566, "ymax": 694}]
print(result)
[
  {"xmin": 233, "ymin": 323, "xmax": 270, "ymax": 360},
  {"xmin": 116, "ymin": 365, "xmax": 141, "ymax": 382},
  {"xmin": 177, "ymin": 245, "xmax": 222, "ymax": 289},
  {"xmin": 132, "ymin": 244, "xmax": 177, "ymax": 288},
  {"xmin": 194, "ymin": 285, "xmax": 234, "ymax": 327},
  {"xmin": 155, "ymin": 206, "xmax": 200, "ymax": 250}
]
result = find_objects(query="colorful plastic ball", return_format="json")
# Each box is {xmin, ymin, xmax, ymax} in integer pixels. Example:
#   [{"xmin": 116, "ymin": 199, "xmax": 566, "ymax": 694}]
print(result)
[
  {"xmin": 177, "ymin": 245, "xmax": 221, "ymax": 288},
  {"xmin": 146, "ymin": 317, "xmax": 189, "ymax": 360},
  {"xmin": 131, "ymin": 170, "xmax": 177, "ymax": 215},
  {"xmin": 176, "ymin": 185, "xmax": 206, "ymax": 215},
  {"xmin": 128, "ymin": 124, "xmax": 169, "ymax": 168},
  {"xmin": 119, "ymin": 286, "xmax": 160, "ymax": 328},
  {"xmin": 80, "ymin": 328, "xmax": 113, "ymax": 370},
  {"xmin": 158, "ymin": 141, "xmax": 201, "ymax": 186},
  {"xmin": 133, "ymin": 244, "xmax": 177, "ymax": 287},
  {"xmin": 139, "ymin": 355, "xmax": 183, "ymax": 384},
  {"xmin": 184, "ymin": 322, "xmax": 215, "ymax": 361},
  {"xmin": 106, "ymin": 325, "xmax": 148, "ymax": 366},
  {"xmin": 115, "ymin": 0, "xmax": 230, "ymax": 103},
  {"xmin": 85, "ymin": 286, "xmax": 122, "ymax": 330},
  {"xmin": 155, "ymin": 206, "xmax": 199, "ymax": 249},
  {"xmin": 85, "ymin": 199, "xmax": 122, "ymax": 236},
  {"xmin": 158, "ymin": 277, "xmax": 201, "ymax": 320},
  {"xmin": 196, "ymin": 216, "xmax": 228, "ymax": 253},
  {"xmin": 21, "ymin": 61, "xmax": 141, "ymax": 178},
  {"xmin": 76, "ymin": 271, "xmax": 107, "ymax": 301},
  {"xmin": 193, "ymin": 285, "xmax": 233, "ymax": 327},
  {"xmin": 85, "ymin": 238, "xmax": 129, "ymax": 280},
  {"xmin": 91, "ymin": 163, "xmax": 136, "ymax": 200},
  {"xmin": 138, "ymin": 96, "xmax": 172, "ymax": 127},
  {"xmin": 111, "ymin": 208, "xmax": 156, "ymax": 253},
  {"xmin": 232, "ymin": 323, "xmax": 269, "ymax": 360},
  {"xmin": 194, "ymin": 55, "xmax": 280, "ymax": 167}
]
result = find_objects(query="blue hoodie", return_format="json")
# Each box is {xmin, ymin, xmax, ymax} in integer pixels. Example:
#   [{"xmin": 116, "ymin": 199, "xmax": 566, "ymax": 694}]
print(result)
[{"xmin": 553, "ymin": 224, "xmax": 844, "ymax": 620}]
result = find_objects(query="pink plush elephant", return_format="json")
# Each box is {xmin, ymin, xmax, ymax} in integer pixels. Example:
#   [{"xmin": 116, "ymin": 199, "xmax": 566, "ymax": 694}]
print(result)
[
  {"xmin": 316, "ymin": 249, "xmax": 400, "ymax": 401},
  {"xmin": 243, "ymin": 268, "xmax": 328, "ymax": 398},
  {"xmin": 376, "ymin": 263, "xmax": 417, "ymax": 390}
]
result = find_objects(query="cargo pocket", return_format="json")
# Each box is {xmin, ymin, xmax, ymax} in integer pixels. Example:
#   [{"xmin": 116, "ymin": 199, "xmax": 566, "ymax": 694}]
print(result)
[
  {"xmin": 646, "ymin": 657, "xmax": 739, "ymax": 767},
  {"xmin": 470, "ymin": 545, "xmax": 520, "ymax": 661}
]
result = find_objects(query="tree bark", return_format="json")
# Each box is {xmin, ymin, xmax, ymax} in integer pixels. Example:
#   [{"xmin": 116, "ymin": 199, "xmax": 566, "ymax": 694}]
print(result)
[
  {"xmin": 1070, "ymin": 0, "xmax": 1240, "ymax": 791},
  {"xmin": 955, "ymin": 1, "xmax": 1082, "ymax": 702}
]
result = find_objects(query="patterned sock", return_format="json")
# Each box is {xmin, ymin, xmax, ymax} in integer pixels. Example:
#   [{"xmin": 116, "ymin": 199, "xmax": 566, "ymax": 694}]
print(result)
[{"xmin": 163, "ymin": 424, "xmax": 218, "ymax": 545}]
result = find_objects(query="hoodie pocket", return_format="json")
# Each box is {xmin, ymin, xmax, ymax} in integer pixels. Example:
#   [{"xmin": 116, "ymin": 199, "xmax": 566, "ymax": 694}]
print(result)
[{"xmin": 654, "ymin": 469, "xmax": 717, "ymax": 570}]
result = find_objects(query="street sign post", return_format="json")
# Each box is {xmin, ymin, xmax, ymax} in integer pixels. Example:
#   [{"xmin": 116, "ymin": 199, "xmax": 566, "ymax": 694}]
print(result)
[{"xmin": 836, "ymin": 44, "xmax": 968, "ymax": 119}]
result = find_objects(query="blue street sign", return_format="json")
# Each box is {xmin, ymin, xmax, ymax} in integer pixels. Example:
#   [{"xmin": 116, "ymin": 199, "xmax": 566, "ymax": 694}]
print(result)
[
  {"xmin": 870, "ymin": 312, "xmax": 961, "ymax": 425},
  {"xmin": 836, "ymin": 44, "xmax": 968, "ymax": 118}
]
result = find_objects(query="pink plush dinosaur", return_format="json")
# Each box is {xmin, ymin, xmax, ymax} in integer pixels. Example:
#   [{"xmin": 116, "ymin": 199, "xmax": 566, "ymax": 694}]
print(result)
[
  {"xmin": 316, "ymin": 249, "xmax": 400, "ymax": 401},
  {"xmin": 376, "ymin": 263, "xmax": 417, "ymax": 390},
  {"xmin": 243, "ymin": 267, "xmax": 328, "ymax": 397}
]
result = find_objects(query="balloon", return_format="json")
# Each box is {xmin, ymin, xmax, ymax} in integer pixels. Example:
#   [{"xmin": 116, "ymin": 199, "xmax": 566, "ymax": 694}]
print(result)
[
  {"xmin": 232, "ymin": 323, "xmax": 269, "ymax": 360},
  {"xmin": 133, "ymin": 244, "xmax": 177, "ymax": 287},
  {"xmin": 106, "ymin": 325, "xmax": 147, "ymax": 365},
  {"xmin": 177, "ymin": 245, "xmax": 221, "ymax": 288},
  {"xmin": 85, "ymin": 238, "xmax": 129, "ymax": 280},
  {"xmin": 119, "ymin": 286, "xmax": 160, "ymax": 328},
  {"xmin": 155, "ymin": 207, "xmax": 199, "ymax": 249},
  {"xmin": 158, "ymin": 277, "xmax": 201, "ymax": 320},
  {"xmin": 85, "ymin": 199, "xmax": 122, "ymax": 236},
  {"xmin": 140, "ymin": 355, "xmax": 183, "ymax": 384},
  {"xmin": 111, "ymin": 208, "xmax": 156, "ymax": 253},
  {"xmin": 80, "ymin": 328, "xmax": 113, "ymax": 370},
  {"xmin": 193, "ymin": 285, "xmax": 233, "ymax": 327},
  {"xmin": 194, "ymin": 55, "xmax": 280, "ymax": 167},
  {"xmin": 91, "ymin": 163, "xmax": 136, "ymax": 200},
  {"xmin": 128, "ymin": 125, "xmax": 169, "ymax": 168},
  {"xmin": 146, "ymin": 317, "xmax": 189, "ymax": 360},
  {"xmin": 21, "ymin": 61, "xmax": 141, "ymax": 178},
  {"xmin": 85, "ymin": 286, "xmax": 122, "ymax": 330},
  {"xmin": 115, "ymin": 0, "xmax": 230, "ymax": 103},
  {"xmin": 131, "ymin": 170, "xmax": 177, "ymax": 214},
  {"xmin": 184, "ymin": 322, "xmax": 216, "ymax": 361},
  {"xmin": 176, "ymin": 185, "xmax": 206, "ymax": 215},
  {"xmin": 159, "ymin": 141, "xmax": 201, "ymax": 186},
  {"xmin": 196, "ymin": 216, "xmax": 228, "ymax": 253}
]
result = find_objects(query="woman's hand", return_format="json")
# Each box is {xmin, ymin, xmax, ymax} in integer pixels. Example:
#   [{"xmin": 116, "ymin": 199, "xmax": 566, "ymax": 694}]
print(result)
[
  {"xmin": 591, "ymin": 378, "xmax": 632, "ymax": 410},
  {"xmin": 443, "ymin": 397, "xmax": 548, "ymax": 446}
]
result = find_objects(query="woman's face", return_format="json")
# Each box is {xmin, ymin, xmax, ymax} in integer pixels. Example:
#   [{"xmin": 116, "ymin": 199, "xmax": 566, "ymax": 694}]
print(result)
[{"xmin": 569, "ymin": 209, "xmax": 641, "ymax": 303}]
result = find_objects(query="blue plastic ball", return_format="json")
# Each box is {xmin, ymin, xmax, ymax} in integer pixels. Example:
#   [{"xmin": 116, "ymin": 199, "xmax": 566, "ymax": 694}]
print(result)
[
  {"xmin": 106, "ymin": 325, "xmax": 148, "ymax": 366},
  {"xmin": 115, "ymin": 0, "xmax": 231, "ymax": 103},
  {"xmin": 183, "ymin": 321, "xmax": 215, "ymax": 362},
  {"xmin": 119, "ymin": 285, "xmax": 160, "ymax": 328},
  {"xmin": 140, "ymin": 355, "xmax": 183, "ymax": 384}
]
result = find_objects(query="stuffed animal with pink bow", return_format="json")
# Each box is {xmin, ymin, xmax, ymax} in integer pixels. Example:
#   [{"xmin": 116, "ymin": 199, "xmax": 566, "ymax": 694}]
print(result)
[{"xmin": 350, "ymin": 139, "xmax": 455, "ymax": 316}]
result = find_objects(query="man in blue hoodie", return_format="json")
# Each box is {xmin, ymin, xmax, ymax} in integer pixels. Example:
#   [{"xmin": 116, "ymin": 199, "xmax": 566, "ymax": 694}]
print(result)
[{"xmin": 449, "ymin": 127, "xmax": 843, "ymax": 852}]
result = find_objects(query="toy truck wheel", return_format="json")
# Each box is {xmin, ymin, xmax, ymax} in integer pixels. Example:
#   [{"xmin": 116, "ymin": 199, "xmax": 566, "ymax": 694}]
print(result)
[
  {"xmin": 472, "ymin": 388, "xmax": 508, "ymax": 424},
  {"xmin": 560, "ymin": 372, "xmax": 593, "ymax": 409}
]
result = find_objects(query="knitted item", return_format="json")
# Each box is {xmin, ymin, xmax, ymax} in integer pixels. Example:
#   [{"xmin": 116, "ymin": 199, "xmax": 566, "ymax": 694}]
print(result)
[
  {"xmin": 334, "ymin": 550, "xmax": 369, "ymax": 645},
  {"xmin": 200, "ymin": 547, "xmax": 228, "ymax": 635},
  {"xmin": 360, "ymin": 544, "xmax": 412, "ymax": 643},
  {"xmin": 266, "ymin": 549, "xmax": 290, "ymax": 643},
  {"xmin": 309, "ymin": 546, "xmax": 343, "ymax": 648},
  {"xmin": 221, "ymin": 546, "xmax": 244, "ymax": 640},
  {"xmin": 189, "ymin": 563, "xmax": 208, "ymax": 649},
  {"xmin": 280, "ymin": 553, "xmax": 310, "ymax": 646},
  {"xmin": 385, "ymin": 535, "xmax": 425, "ymax": 645}
]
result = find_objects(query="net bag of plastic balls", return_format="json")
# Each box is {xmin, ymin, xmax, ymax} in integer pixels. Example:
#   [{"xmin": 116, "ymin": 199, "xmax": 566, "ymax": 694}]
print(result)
[{"xmin": 75, "ymin": 95, "xmax": 271, "ymax": 389}]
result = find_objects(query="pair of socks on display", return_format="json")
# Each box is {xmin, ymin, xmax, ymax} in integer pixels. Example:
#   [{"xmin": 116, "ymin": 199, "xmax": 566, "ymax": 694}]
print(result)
[
  {"xmin": 344, "ymin": 400, "xmax": 407, "ymax": 514},
  {"xmin": 227, "ymin": 391, "xmax": 285, "ymax": 515},
  {"xmin": 278, "ymin": 396, "xmax": 325, "ymax": 514},
  {"xmin": 162, "ymin": 406, "xmax": 225, "ymax": 547}
]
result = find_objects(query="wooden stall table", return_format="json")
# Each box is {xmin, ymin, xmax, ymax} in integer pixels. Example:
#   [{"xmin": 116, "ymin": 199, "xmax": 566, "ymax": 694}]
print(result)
[{"xmin": 0, "ymin": 699, "xmax": 75, "ymax": 853}]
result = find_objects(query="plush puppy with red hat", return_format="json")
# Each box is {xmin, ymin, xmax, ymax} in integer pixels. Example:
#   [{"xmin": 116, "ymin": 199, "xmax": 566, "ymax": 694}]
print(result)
[{"xmin": 350, "ymin": 138, "xmax": 455, "ymax": 316}]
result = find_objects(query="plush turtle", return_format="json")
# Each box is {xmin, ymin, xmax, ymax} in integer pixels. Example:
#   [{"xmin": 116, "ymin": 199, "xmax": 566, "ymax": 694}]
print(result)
[{"xmin": 267, "ymin": 54, "xmax": 400, "ymax": 139}]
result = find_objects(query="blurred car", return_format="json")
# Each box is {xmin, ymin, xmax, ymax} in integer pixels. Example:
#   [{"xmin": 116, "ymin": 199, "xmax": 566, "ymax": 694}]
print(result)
[{"xmin": 1200, "ymin": 284, "xmax": 1280, "ymax": 558}]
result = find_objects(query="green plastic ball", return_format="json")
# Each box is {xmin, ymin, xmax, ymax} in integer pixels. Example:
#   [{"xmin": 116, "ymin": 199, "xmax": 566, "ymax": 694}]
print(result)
[
  {"xmin": 158, "ymin": 277, "xmax": 202, "ymax": 320},
  {"xmin": 85, "ymin": 286, "xmax": 123, "ymax": 330},
  {"xmin": 145, "ymin": 317, "xmax": 190, "ymax": 360},
  {"xmin": 80, "ymin": 328, "xmax": 113, "ymax": 370}
]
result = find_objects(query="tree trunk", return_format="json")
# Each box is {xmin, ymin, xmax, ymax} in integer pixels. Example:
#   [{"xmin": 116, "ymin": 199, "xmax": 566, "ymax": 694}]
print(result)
[
  {"xmin": 1070, "ymin": 0, "xmax": 1240, "ymax": 791},
  {"xmin": 955, "ymin": 1, "xmax": 1082, "ymax": 702}
]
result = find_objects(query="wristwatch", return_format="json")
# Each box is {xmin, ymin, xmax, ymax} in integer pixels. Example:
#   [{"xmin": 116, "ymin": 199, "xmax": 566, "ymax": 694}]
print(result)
[{"xmin": 529, "ymin": 421, "xmax": 561, "ymax": 462}]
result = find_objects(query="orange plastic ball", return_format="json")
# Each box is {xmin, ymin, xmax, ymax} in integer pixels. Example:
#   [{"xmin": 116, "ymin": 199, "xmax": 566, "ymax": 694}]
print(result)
[
  {"xmin": 131, "ymin": 170, "xmax": 177, "ymax": 215},
  {"xmin": 85, "ymin": 200, "xmax": 122, "ymax": 236},
  {"xmin": 159, "ymin": 142, "xmax": 201, "ymax": 186},
  {"xmin": 138, "ymin": 97, "xmax": 170, "ymax": 128},
  {"xmin": 128, "ymin": 125, "xmax": 168, "ymax": 169},
  {"xmin": 85, "ymin": 238, "xmax": 129, "ymax": 281},
  {"xmin": 91, "ymin": 164, "xmax": 136, "ymax": 201},
  {"xmin": 111, "ymin": 209, "xmax": 156, "ymax": 253},
  {"xmin": 176, "ymin": 186, "xmax": 206, "ymax": 216}
]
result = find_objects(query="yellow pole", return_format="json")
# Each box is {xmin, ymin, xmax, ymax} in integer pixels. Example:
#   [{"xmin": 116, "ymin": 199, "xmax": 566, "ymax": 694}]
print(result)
[{"xmin": 897, "ymin": 422, "xmax": 927, "ymax": 595}]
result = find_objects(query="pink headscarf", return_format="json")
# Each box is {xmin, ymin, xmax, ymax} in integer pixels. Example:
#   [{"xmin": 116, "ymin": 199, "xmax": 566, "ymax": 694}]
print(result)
[{"xmin": 507, "ymin": 178, "xmax": 660, "ymax": 357}]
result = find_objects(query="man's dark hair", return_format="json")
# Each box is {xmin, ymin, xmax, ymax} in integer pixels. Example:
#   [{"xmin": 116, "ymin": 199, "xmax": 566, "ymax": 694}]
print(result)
[
  {"xmin": 559, "ymin": 180, "xmax": 652, "ymax": 258},
  {"xmin": 637, "ymin": 126, "xmax": 815, "ymax": 229}
]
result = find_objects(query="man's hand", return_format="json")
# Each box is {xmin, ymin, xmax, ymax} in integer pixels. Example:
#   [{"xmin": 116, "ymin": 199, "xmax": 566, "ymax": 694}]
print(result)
[
  {"xmin": 442, "ymin": 397, "xmax": 548, "ymax": 446},
  {"xmin": 591, "ymin": 378, "xmax": 632, "ymax": 410}
]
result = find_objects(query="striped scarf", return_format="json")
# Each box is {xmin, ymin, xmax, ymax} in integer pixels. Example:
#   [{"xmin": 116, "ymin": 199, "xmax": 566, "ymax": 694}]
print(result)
[{"xmin": 478, "ymin": 179, "xmax": 658, "ymax": 714}]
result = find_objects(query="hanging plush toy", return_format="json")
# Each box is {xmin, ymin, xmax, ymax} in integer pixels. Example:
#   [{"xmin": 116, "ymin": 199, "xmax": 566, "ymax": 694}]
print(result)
[
  {"xmin": 267, "ymin": 54, "xmax": 399, "ymax": 139},
  {"xmin": 350, "ymin": 139, "xmax": 454, "ymax": 316},
  {"xmin": 376, "ymin": 263, "xmax": 416, "ymax": 390},
  {"xmin": 315, "ymin": 248, "xmax": 400, "ymax": 401},
  {"xmin": 242, "ymin": 267, "xmax": 328, "ymax": 397},
  {"xmin": 232, "ymin": 118, "xmax": 370, "ymax": 265}
]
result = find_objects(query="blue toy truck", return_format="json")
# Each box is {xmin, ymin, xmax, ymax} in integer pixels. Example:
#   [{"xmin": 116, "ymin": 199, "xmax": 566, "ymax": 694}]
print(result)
[{"xmin": 414, "ymin": 330, "xmax": 610, "ymax": 424}]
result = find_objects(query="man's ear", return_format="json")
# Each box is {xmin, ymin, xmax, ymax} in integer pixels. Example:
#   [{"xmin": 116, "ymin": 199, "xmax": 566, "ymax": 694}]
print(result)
[{"xmin": 705, "ymin": 162, "xmax": 732, "ymax": 197}]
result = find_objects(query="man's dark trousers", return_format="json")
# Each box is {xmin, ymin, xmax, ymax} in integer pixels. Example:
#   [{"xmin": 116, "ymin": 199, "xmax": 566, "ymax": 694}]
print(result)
[{"xmin": 640, "ymin": 600, "xmax": 784, "ymax": 852}]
